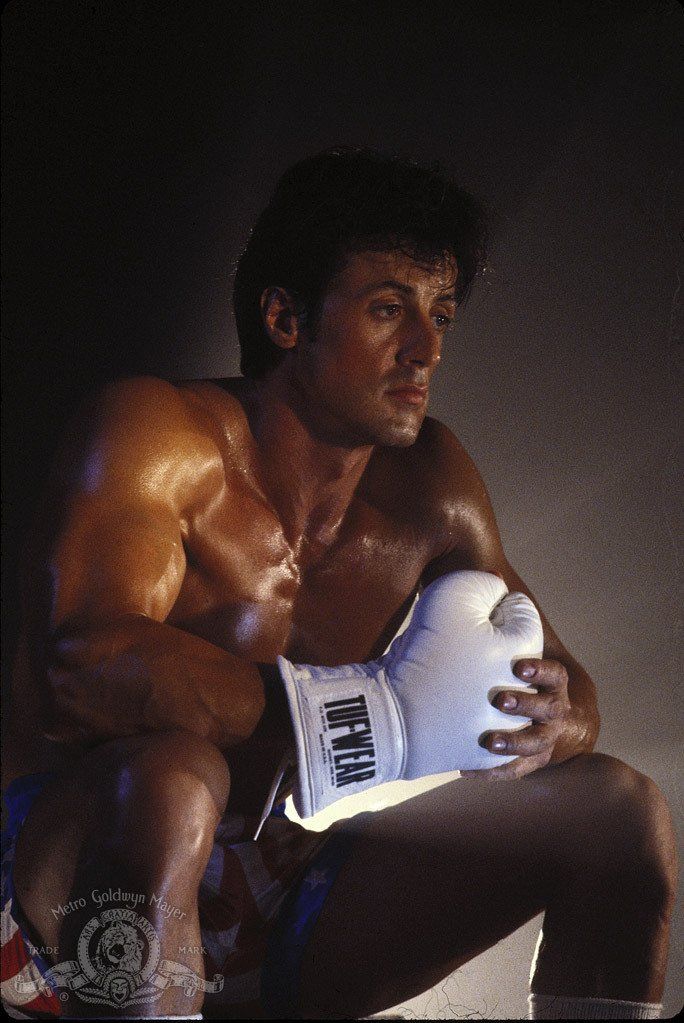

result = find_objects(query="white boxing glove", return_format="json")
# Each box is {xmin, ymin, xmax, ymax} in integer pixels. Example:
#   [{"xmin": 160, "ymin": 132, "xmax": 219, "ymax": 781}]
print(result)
[{"xmin": 278, "ymin": 570, "xmax": 544, "ymax": 818}]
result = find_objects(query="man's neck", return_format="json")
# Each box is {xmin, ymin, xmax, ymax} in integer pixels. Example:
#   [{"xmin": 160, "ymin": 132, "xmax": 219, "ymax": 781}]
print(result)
[{"xmin": 246, "ymin": 374, "xmax": 373, "ymax": 550}]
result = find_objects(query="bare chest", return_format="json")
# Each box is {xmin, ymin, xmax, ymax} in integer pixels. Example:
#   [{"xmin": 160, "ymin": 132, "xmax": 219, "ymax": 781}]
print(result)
[{"xmin": 167, "ymin": 488, "xmax": 430, "ymax": 666}]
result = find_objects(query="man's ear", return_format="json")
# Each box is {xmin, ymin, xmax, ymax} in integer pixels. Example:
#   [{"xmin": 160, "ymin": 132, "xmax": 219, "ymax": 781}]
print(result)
[{"xmin": 260, "ymin": 287, "xmax": 306, "ymax": 351}]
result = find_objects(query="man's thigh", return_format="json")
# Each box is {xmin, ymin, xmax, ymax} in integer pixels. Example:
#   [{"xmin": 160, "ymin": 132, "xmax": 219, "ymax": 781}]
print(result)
[{"xmin": 297, "ymin": 754, "xmax": 637, "ymax": 1019}]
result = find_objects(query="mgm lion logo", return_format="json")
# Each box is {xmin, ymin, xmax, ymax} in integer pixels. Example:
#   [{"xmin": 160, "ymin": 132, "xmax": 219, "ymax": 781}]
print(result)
[
  {"xmin": 14, "ymin": 908, "xmax": 223, "ymax": 1009},
  {"xmin": 92, "ymin": 919, "xmax": 145, "ymax": 988},
  {"xmin": 79, "ymin": 912, "xmax": 155, "ymax": 1005}
]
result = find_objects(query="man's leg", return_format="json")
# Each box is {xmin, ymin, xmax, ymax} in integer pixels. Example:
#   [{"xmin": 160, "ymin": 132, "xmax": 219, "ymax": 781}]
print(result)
[
  {"xmin": 11, "ymin": 730, "xmax": 230, "ymax": 1018},
  {"xmin": 297, "ymin": 754, "xmax": 677, "ymax": 1020}
]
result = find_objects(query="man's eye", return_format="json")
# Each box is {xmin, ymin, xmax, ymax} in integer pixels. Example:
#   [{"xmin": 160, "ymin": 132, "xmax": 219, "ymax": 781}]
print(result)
[
  {"xmin": 374, "ymin": 304, "xmax": 402, "ymax": 318},
  {"xmin": 434, "ymin": 314, "xmax": 453, "ymax": 329}
]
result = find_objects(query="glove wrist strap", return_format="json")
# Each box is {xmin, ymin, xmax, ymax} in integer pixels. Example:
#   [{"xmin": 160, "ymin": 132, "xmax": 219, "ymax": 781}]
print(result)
[{"xmin": 277, "ymin": 657, "xmax": 405, "ymax": 818}]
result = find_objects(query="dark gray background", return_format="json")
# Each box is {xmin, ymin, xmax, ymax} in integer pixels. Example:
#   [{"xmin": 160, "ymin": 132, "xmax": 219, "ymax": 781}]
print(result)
[{"xmin": 2, "ymin": 1, "xmax": 682, "ymax": 1016}]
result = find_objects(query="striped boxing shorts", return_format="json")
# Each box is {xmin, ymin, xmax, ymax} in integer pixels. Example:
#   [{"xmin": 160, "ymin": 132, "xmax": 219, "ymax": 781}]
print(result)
[{"xmin": 1, "ymin": 773, "xmax": 360, "ymax": 1019}]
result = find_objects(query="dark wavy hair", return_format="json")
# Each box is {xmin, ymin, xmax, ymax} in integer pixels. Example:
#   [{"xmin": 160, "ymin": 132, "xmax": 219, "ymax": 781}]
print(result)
[{"xmin": 233, "ymin": 147, "xmax": 488, "ymax": 379}]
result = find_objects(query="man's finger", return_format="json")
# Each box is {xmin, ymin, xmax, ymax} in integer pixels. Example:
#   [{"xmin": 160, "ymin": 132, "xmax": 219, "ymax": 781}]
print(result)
[
  {"xmin": 513, "ymin": 658, "xmax": 568, "ymax": 691},
  {"xmin": 480, "ymin": 723, "xmax": 556, "ymax": 757},
  {"xmin": 493, "ymin": 690, "xmax": 567, "ymax": 723}
]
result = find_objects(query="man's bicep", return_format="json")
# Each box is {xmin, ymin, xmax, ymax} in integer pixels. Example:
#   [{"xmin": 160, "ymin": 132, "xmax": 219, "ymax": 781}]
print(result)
[
  {"xmin": 47, "ymin": 492, "xmax": 187, "ymax": 632},
  {"xmin": 25, "ymin": 378, "xmax": 207, "ymax": 635}
]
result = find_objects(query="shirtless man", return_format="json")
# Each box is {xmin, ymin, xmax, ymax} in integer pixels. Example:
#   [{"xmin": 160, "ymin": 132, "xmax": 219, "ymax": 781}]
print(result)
[{"xmin": 1, "ymin": 148, "xmax": 676, "ymax": 1020}]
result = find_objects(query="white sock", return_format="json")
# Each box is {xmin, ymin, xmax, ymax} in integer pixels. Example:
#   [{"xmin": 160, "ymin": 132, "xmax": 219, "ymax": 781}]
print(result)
[{"xmin": 529, "ymin": 994, "xmax": 661, "ymax": 1019}]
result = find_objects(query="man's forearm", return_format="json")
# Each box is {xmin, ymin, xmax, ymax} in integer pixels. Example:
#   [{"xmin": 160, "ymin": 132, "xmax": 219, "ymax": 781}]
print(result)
[{"xmin": 44, "ymin": 613, "xmax": 286, "ymax": 749}]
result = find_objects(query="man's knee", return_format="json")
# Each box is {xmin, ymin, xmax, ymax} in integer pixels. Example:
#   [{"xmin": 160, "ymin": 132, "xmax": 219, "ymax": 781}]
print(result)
[
  {"xmin": 86, "ymin": 730, "xmax": 230, "ymax": 875},
  {"xmin": 567, "ymin": 753, "xmax": 677, "ymax": 901},
  {"xmin": 93, "ymin": 729, "xmax": 230, "ymax": 807}
]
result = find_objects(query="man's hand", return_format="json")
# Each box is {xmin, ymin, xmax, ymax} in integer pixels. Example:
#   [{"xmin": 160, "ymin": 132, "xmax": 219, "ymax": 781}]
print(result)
[
  {"xmin": 278, "ymin": 571, "xmax": 544, "ymax": 817},
  {"xmin": 460, "ymin": 657, "xmax": 572, "ymax": 781}
]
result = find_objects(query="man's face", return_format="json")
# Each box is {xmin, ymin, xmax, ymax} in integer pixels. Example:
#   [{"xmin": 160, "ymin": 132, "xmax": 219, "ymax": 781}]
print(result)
[{"xmin": 291, "ymin": 249, "xmax": 458, "ymax": 447}]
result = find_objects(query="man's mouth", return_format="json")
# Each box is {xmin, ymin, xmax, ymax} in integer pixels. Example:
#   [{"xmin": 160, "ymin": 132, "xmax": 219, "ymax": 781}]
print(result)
[{"xmin": 385, "ymin": 384, "xmax": 428, "ymax": 406}]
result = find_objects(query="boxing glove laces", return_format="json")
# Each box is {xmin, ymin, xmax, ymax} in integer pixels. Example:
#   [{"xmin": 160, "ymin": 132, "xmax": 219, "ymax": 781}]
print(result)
[{"xmin": 278, "ymin": 570, "xmax": 544, "ymax": 818}]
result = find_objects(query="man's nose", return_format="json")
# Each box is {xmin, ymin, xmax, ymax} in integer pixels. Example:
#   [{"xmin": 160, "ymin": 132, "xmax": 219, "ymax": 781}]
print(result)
[{"xmin": 396, "ymin": 315, "xmax": 442, "ymax": 368}]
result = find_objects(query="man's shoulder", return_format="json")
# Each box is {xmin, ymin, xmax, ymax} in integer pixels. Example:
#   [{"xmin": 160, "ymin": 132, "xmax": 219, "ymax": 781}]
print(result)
[
  {"xmin": 55, "ymin": 375, "xmax": 226, "ymax": 504},
  {"xmin": 380, "ymin": 416, "xmax": 485, "ymax": 510},
  {"xmin": 375, "ymin": 417, "xmax": 501, "ymax": 570},
  {"xmin": 412, "ymin": 416, "xmax": 472, "ymax": 465},
  {"xmin": 88, "ymin": 373, "xmax": 214, "ymax": 424}
]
